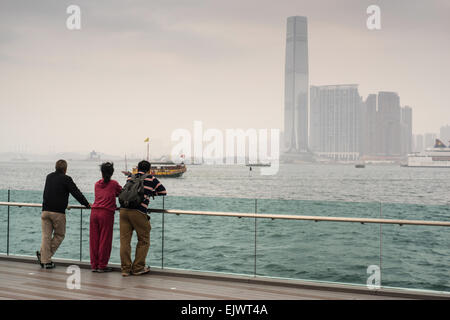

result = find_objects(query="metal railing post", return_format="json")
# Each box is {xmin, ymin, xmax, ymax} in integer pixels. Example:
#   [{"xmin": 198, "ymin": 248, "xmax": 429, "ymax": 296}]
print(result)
[
  {"xmin": 380, "ymin": 201, "xmax": 382, "ymax": 287},
  {"xmin": 254, "ymin": 198, "xmax": 257, "ymax": 277},
  {"xmin": 80, "ymin": 209, "xmax": 83, "ymax": 262},
  {"xmin": 7, "ymin": 189, "xmax": 10, "ymax": 256}
]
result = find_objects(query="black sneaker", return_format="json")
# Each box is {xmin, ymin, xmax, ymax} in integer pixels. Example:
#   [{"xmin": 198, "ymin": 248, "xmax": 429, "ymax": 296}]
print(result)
[
  {"xmin": 96, "ymin": 267, "xmax": 113, "ymax": 273},
  {"xmin": 43, "ymin": 262, "xmax": 55, "ymax": 269},
  {"xmin": 36, "ymin": 251, "xmax": 43, "ymax": 268}
]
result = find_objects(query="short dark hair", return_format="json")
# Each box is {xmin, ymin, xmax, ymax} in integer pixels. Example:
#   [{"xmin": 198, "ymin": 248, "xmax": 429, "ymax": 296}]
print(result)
[
  {"xmin": 55, "ymin": 160, "xmax": 67, "ymax": 173},
  {"xmin": 100, "ymin": 162, "xmax": 114, "ymax": 183},
  {"xmin": 137, "ymin": 160, "xmax": 151, "ymax": 172}
]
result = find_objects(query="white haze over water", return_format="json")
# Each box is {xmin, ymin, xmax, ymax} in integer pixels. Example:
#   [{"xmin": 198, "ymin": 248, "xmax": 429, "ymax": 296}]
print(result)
[
  {"xmin": 1, "ymin": 161, "xmax": 450, "ymax": 206},
  {"xmin": 0, "ymin": 0, "xmax": 449, "ymax": 157}
]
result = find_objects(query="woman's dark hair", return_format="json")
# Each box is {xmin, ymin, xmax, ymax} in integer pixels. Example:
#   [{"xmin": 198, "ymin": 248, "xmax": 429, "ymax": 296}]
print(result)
[
  {"xmin": 100, "ymin": 162, "xmax": 114, "ymax": 183},
  {"xmin": 137, "ymin": 160, "xmax": 151, "ymax": 172}
]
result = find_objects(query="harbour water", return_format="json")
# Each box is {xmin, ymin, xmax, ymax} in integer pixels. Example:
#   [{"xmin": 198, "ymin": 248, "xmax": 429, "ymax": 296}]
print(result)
[{"xmin": 0, "ymin": 160, "xmax": 449, "ymax": 292}]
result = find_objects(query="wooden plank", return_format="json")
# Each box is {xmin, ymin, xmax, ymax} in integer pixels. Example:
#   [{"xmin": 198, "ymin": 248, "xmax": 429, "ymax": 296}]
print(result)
[
  {"xmin": 0, "ymin": 265, "xmax": 126, "ymax": 291},
  {"xmin": 22, "ymin": 282, "xmax": 141, "ymax": 300},
  {"xmin": 0, "ymin": 286, "xmax": 75, "ymax": 300},
  {"xmin": 0, "ymin": 292, "xmax": 35, "ymax": 300},
  {"xmin": 134, "ymin": 284, "xmax": 240, "ymax": 300}
]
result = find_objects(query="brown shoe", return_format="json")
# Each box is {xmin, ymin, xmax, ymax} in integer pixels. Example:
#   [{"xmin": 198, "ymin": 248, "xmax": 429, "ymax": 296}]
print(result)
[
  {"xmin": 122, "ymin": 271, "xmax": 131, "ymax": 277},
  {"xmin": 132, "ymin": 267, "xmax": 150, "ymax": 276}
]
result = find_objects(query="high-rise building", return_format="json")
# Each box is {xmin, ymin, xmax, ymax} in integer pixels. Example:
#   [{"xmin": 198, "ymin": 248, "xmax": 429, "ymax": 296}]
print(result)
[
  {"xmin": 284, "ymin": 16, "xmax": 309, "ymax": 153},
  {"xmin": 355, "ymin": 92, "xmax": 412, "ymax": 158},
  {"xmin": 363, "ymin": 94, "xmax": 378, "ymax": 156},
  {"xmin": 309, "ymin": 84, "xmax": 362, "ymax": 160},
  {"xmin": 401, "ymin": 106, "xmax": 413, "ymax": 155},
  {"xmin": 440, "ymin": 125, "xmax": 450, "ymax": 146},
  {"xmin": 415, "ymin": 134, "xmax": 424, "ymax": 153},
  {"xmin": 378, "ymin": 92, "xmax": 402, "ymax": 156},
  {"xmin": 424, "ymin": 133, "xmax": 437, "ymax": 148}
]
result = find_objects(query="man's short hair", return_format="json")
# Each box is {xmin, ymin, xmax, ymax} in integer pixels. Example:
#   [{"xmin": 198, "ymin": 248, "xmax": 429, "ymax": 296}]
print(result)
[
  {"xmin": 137, "ymin": 160, "xmax": 151, "ymax": 172},
  {"xmin": 55, "ymin": 159, "xmax": 67, "ymax": 173}
]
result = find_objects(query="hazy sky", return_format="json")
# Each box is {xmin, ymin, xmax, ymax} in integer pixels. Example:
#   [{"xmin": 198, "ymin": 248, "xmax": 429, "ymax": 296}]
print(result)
[{"xmin": 0, "ymin": 0, "xmax": 449, "ymax": 156}]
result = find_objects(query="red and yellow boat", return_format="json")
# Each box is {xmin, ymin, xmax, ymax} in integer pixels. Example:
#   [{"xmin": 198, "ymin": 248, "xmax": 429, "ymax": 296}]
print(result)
[{"xmin": 132, "ymin": 162, "xmax": 187, "ymax": 178}]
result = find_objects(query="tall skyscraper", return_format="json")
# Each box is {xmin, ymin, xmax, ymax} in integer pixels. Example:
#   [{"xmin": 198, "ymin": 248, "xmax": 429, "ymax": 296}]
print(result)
[{"xmin": 284, "ymin": 16, "xmax": 309, "ymax": 153}]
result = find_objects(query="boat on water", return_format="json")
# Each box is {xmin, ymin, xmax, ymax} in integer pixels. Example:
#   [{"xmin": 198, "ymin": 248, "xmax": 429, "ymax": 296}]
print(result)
[
  {"xmin": 245, "ymin": 162, "xmax": 271, "ymax": 167},
  {"xmin": 405, "ymin": 139, "xmax": 450, "ymax": 168},
  {"xmin": 132, "ymin": 162, "xmax": 187, "ymax": 178},
  {"xmin": 355, "ymin": 163, "xmax": 365, "ymax": 168},
  {"xmin": 126, "ymin": 139, "xmax": 187, "ymax": 177}
]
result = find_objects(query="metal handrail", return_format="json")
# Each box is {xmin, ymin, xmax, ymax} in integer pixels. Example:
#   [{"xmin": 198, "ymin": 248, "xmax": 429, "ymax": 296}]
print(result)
[{"xmin": 1, "ymin": 201, "xmax": 450, "ymax": 227}]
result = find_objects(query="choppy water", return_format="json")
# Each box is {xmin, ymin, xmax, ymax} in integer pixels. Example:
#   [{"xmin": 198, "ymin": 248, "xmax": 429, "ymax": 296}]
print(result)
[{"xmin": 0, "ymin": 160, "xmax": 449, "ymax": 292}]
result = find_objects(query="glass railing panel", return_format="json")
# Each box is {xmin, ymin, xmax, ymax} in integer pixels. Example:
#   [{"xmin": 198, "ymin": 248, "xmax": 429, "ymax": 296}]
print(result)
[
  {"xmin": 256, "ymin": 199, "xmax": 381, "ymax": 286},
  {"xmin": 161, "ymin": 195, "xmax": 256, "ymax": 213},
  {"xmin": 381, "ymin": 202, "xmax": 450, "ymax": 292},
  {"xmin": 0, "ymin": 189, "xmax": 9, "ymax": 254},
  {"xmin": 8, "ymin": 191, "xmax": 42, "ymax": 258},
  {"xmin": 7, "ymin": 190, "xmax": 90, "ymax": 261},
  {"xmin": 147, "ymin": 196, "xmax": 164, "ymax": 268},
  {"xmin": 256, "ymin": 198, "xmax": 382, "ymax": 218},
  {"xmin": 162, "ymin": 196, "xmax": 255, "ymax": 275},
  {"xmin": 7, "ymin": 190, "xmax": 42, "ymax": 257}
]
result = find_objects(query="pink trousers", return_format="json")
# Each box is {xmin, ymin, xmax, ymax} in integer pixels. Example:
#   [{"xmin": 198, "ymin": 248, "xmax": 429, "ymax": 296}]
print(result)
[{"xmin": 90, "ymin": 208, "xmax": 114, "ymax": 270}]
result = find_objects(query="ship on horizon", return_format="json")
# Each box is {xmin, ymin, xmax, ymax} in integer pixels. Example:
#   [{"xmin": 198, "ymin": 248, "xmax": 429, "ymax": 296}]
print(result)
[{"xmin": 405, "ymin": 139, "xmax": 450, "ymax": 168}]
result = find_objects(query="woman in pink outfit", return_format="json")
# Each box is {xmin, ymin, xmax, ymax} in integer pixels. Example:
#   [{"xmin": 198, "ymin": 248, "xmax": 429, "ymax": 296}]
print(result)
[{"xmin": 90, "ymin": 162, "xmax": 122, "ymax": 272}]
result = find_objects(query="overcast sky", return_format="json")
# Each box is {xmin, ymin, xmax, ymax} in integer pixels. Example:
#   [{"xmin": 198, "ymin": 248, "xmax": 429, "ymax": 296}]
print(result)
[{"xmin": 0, "ymin": 0, "xmax": 449, "ymax": 156}]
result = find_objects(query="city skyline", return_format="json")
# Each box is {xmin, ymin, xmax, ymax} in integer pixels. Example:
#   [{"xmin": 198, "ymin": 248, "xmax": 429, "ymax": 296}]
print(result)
[{"xmin": 0, "ymin": 1, "xmax": 449, "ymax": 157}]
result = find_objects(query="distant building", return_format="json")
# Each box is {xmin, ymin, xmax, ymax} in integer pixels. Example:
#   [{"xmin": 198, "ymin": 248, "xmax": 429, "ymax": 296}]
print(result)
[
  {"xmin": 343, "ymin": 91, "xmax": 413, "ymax": 158},
  {"xmin": 284, "ymin": 16, "xmax": 309, "ymax": 153},
  {"xmin": 424, "ymin": 133, "xmax": 437, "ymax": 149},
  {"xmin": 440, "ymin": 125, "xmax": 450, "ymax": 146},
  {"xmin": 309, "ymin": 84, "xmax": 362, "ymax": 160},
  {"xmin": 377, "ymin": 92, "xmax": 402, "ymax": 156},
  {"xmin": 414, "ymin": 134, "xmax": 424, "ymax": 153},
  {"xmin": 401, "ymin": 106, "xmax": 413, "ymax": 155},
  {"xmin": 362, "ymin": 94, "xmax": 378, "ymax": 156}
]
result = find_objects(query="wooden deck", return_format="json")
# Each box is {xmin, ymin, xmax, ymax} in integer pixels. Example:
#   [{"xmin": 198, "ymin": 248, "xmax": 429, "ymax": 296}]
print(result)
[{"xmin": 0, "ymin": 256, "xmax": 448, "ymax": 300}]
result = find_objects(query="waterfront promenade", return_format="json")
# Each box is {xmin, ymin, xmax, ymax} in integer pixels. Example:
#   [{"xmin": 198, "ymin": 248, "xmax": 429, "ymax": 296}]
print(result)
[{"xmin": 0, "ymin": 256, "xmax": 448, "ymax": 300}]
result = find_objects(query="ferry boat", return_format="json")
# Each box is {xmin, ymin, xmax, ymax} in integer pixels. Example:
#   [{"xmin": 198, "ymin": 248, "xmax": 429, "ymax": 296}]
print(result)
[
  {"xmin": 406, "ymin": 139, "xmax": 450, "ymax": 168},
  {"xmin": 132, "ymin": 162, "xmax": 187, "ymax": 178}
]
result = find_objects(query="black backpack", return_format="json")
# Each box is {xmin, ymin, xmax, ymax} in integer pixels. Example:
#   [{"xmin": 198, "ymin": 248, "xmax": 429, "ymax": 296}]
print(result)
[{"xmin": 119, "ymin": 174, "xmax": 149, "ymax": 209}]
